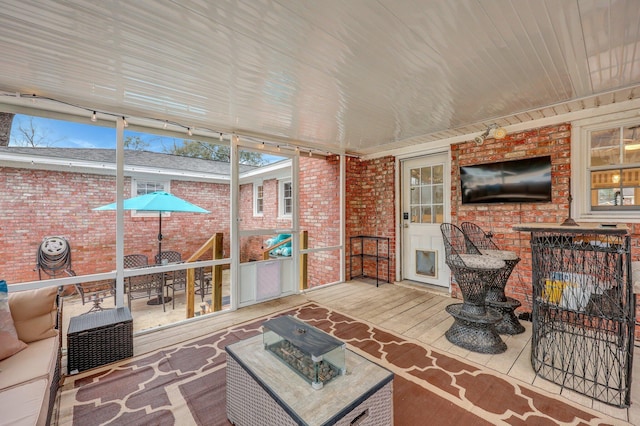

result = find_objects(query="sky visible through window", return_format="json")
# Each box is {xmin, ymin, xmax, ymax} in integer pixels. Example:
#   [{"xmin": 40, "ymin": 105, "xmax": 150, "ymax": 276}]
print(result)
[{"xmin": 8, "ymin": 114, "xmax": 284, "ymax": 163}]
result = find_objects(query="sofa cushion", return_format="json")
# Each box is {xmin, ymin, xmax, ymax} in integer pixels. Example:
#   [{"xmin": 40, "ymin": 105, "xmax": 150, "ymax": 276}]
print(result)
[
  {"xmin": 9, "ymin": 286, "xmax": 58, "ymax": 343},
  {"xmin": 0, "ymin": 280, "xmax": 28, "ymax": 361},
  {"xmin": 0, "ymin": 378, "xmax": 48, "ymax": 426},
  {"xmin": 0, "ymin": 336, "xmax": 59, "ymax": 390}
]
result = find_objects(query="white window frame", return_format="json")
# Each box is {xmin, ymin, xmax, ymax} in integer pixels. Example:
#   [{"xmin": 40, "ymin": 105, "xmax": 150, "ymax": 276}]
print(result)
[
  {"xmin": 572, "ymin": 110, "xmax": 640, "ymax": 223},
  {"xmin": 131, "ymin": 178, "xmax": 170, "ymax": 218},
  {"xmin": 278, "ymin": 179, "xmax": 292, "ymax": 218},
  {"xmin": 253, "ymin": 182, "xmax": 264, "ymax": 217}
]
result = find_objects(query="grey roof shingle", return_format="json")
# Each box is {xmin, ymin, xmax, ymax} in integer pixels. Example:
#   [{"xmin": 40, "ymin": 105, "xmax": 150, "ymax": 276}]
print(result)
[{"xmin": 0, "ymin": 147, "xmax": 258, "ymax": 175}]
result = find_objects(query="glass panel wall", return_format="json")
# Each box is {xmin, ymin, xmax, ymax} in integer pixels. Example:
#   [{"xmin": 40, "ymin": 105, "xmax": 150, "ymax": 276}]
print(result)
[
  {"xmin": 237, "ymin": 147, "xmax": 294, "ymax": 306},
  {"xmin": 1, "ymin": 111, "xmax": 234, "ymax": 332}
]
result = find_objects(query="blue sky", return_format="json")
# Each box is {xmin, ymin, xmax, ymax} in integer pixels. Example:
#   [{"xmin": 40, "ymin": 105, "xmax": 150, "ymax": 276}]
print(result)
[
  {"xmin": 10, "ymin": 114, "xmax": 168, "ymax": 151},
  {"xmin": 9, "ymin": 114, "xmax": 282, "ymax": 163},
  {"xmin": 9, "ymin": 114, "xmax": 285, "ymax": 163}
]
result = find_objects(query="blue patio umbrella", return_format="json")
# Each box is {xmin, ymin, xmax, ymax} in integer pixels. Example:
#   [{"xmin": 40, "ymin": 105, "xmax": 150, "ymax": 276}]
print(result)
[{"xmin": 94, "ymin": 191, "xmax": 210, "ymax": 263}]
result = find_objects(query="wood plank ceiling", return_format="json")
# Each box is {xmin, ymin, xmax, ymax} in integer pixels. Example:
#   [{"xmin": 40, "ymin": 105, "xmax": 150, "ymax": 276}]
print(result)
[{"xmin": 0, "ymin": 0, "xmax": 639, "ymax": 156}]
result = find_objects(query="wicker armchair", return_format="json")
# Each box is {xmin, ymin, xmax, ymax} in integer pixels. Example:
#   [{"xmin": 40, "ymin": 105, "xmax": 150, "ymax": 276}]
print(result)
[
  {"xmin": 124, "ymin": 254, "xmax": 165, "ymax": 311},
  {"xmin": 461, "ymin": 222, "xmax": 524, "ymax": 334},
  {"xmin": 156, "ymin": 250, "xmax": 185, "ymax": 309},
  {"xmin": 440, "ymin": 223, "xmax": 507, "ymax": 353}
]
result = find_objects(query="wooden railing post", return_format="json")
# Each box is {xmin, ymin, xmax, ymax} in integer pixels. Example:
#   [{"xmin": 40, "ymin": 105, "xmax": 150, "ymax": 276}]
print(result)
[
  {"xmin": 300, "ymin": 230, "xmax": 308, "ymax": 290},
  {"xmin": 186, "ymin": 268, "xmax": 195, "ymax": 318},
  {"xmin": 185, "ymin": 233, "xmax": 222, "ymax": 318},
  {"xmin": 212, "ymin": 233, "xmax": 224, "ymax": 311}
]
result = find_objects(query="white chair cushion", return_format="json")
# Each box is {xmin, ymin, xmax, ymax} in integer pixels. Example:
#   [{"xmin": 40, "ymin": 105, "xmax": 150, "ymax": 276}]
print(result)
[
  {"xmin": 479, "ymin": 249, "xmax": 519, "ymax": 261},
  {"xmin": 458, "ymin": 254, "xmax": 505, "ymax": 270}
]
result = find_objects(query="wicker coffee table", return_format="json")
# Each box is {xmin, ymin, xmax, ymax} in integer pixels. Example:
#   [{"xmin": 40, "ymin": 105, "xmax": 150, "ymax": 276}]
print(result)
[
  {"xmin": 67, "ymin": 307, "xmax": 133, "ymax": 374},
  {"xmin": 226, "ymin": 334, "xmax": 393, "ymax": 426}
]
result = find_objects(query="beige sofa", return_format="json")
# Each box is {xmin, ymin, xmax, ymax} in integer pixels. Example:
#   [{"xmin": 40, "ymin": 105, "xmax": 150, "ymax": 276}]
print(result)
[{"xmin": 0, "ymin": 286, "xmax": 61, "ymax": 426}]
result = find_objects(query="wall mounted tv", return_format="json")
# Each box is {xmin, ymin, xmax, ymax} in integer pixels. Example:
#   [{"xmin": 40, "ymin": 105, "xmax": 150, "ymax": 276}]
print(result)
[{"xmin": 460, "ymin": 156, "xmax": 552, "ymax": 204}]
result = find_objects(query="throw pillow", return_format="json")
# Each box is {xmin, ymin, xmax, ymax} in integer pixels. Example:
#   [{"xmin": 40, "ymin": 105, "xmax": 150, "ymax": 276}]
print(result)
[
  {"xmin": 9, "ymin": 285, "xmax": 58, "ymax": 343},
  {"xmin": 0, "ymin": 280, "xmax": 28, "ymax": 361}
]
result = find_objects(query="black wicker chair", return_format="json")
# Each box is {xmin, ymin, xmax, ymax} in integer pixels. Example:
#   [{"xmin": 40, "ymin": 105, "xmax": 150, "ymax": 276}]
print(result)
[
  {"xmin": 461, "ymin": 222, "xmax": 525, "ymax": 334},
  {"xmin": 156, "ymin": 250, "xmax": 185, "ymax": 309},
  {"xmin": 440, "ymin": 223, "xmax": 507, "ymax": 353},
  {"xmin": 124, "ymin": 254, "xmax": 165, "ymax": 311}
]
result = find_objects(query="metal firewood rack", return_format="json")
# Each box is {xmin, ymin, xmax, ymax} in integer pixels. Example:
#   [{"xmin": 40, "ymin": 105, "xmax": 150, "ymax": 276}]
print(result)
[{"xmin": 515, "ymin": 223, "xmax": 634, "ymax": 407}]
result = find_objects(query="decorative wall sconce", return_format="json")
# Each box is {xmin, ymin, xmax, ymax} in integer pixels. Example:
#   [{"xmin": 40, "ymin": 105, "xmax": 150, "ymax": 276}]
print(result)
[{"xmin": 474, "ymin": 123, "xmax": 507, "ymax": 145}]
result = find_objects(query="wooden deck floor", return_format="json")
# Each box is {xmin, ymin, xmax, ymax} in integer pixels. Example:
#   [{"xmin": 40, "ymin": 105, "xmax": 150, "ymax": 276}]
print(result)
[{"xmin": 76, "ymin": 280, "xmax": 640, "ymax": 424}]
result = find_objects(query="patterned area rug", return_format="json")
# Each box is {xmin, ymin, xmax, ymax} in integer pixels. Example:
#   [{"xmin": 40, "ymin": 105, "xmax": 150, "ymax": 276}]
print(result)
[{"xmin": 57, "ymin": 303, "xmax": 620, "ymax": 425}]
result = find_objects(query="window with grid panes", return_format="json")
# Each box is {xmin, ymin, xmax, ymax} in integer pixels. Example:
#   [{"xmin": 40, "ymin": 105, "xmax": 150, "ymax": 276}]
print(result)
[
  {"xmin": 409, "ymin": 164, "xmax": 444, "ymax": 223},
  {"xmin": 254, "ymin": 183, "xmax": 264, "ymax": 216},
  {"xmin": 590, "ymin": 124, "xmax": 640, "ymax": 211},
  {"xmin": 279, "ymin": 180, "xmax": 292, "ymax": 217}
]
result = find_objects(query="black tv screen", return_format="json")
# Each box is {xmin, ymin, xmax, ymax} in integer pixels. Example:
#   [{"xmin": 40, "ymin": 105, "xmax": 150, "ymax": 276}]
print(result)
[{"xmin": 460, "ymin": 156, "xmax": 552, "ymax": 204}]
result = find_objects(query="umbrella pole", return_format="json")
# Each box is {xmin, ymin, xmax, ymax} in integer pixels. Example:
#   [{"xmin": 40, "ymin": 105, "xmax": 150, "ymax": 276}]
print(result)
[
  {"xmin": 147, "ymin": 211, "xmax": 172, "ymax": 305},
  {"xmin": 158, "ymin": 211, "xmax": 163, "ymax": 264}
]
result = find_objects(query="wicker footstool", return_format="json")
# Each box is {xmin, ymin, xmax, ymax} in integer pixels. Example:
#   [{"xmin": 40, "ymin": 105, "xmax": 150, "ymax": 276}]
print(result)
[{"xmin": 67, "ymin": 307, "xmax": 133, "ymax": 374}]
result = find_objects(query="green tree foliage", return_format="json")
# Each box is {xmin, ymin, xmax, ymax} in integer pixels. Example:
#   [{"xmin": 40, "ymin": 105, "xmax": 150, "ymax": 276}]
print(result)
[
  {"xmin": 166, "ymin": 139, "xmax": 265, "ymax": 165},
  {"xmin": 124, "ymin": 135, "xmax": 150, "ymax": 151}
]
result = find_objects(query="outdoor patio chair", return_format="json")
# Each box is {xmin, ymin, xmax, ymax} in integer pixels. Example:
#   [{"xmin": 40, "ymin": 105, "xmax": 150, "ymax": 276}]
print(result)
[
  {"xmin": 124, "ymin": 254, "xmax": 166, "ymax": 311},
  {"xmin": 194, "ymin": 266, "xmax": 212, "ymax": 302},
  {"xmin": 440, "ymin": 223, "xmax": 507, "ymax": 353},
  {"xmin": 461, "ymin": 222, "xmax": 525, "ymax": 334},
  {"xmin": 75, "ymin": 279, "xmax": 116, "ymax": 307},
  {"xmin": 156, "ymin": 250, "xmax": 185, "ymax": 309}
]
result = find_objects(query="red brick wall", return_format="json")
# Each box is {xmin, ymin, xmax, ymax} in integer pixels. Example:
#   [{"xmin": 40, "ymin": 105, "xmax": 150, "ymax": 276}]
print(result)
[
  {"xmin": 450, "ymin": 124, "xmax": 640, "ymax": 336},
  {"xmin": 0, "ymin": 167, "xmax": 229, "ymax": 283},
  {"xmin": 238, "ymin": 178, "xmax": 291, "ymax": 262},
  {"xmin": 299, "ymin": 156, "xmax": 341, "ymax": 287},
  {"xmin": 3, "ymin": 156, "xmax": 343, "ymax": 289},
  {"xmin": 345, "ymin": 156, "xmax": 396, "ymax": 282},
  {"xmin": 450, "ymin": 124, "xmax": 572, "ymax": 307},
  {"xmin": 237, "ymin": 156, "xmax": 341, "ymax": 288}
]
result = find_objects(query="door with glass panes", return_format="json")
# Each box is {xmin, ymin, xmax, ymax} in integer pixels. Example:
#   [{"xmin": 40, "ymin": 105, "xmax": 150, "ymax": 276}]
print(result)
[{"xmin": 401, "ymin": 154, "xmax": 449, "ymax": 287}]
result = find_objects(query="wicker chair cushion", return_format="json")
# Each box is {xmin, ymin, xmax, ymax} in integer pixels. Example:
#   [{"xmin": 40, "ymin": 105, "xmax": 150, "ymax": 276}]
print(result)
[
  {"xmin": 479, "ymin": 249, "xmax": 519, "ymax": 261},
  {"xmin": 457, "ymin": 254, "xmax": 505, "ymax": 270}
]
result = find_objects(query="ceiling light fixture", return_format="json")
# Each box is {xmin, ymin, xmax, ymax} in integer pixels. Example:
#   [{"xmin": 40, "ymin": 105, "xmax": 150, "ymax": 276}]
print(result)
[
  {"xmin": 122, "ymin": 117, "xmax": 128, "ymax": 127},
  {"xmin": 90, "ymin": 111, "xmax": 97, "ymax": 122},
  {"xmin": 163, "ymin": 121, "xmax": 168, "ymax": 129},
  {"xmin": 474, "ymin": 123, "xmax": 507, "ymax": 145},
  {"xmin": 187, "ymin": 127, "xmax": 192, "ymax": 136},
  {"xmin": 219, "ymin": 133, "xmax": 223, "ymax": 142}
]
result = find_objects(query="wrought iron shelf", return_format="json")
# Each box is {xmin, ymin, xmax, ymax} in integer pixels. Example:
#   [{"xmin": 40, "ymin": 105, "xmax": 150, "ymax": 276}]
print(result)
[{"xmin": 349, "ymin": 236, "xmax": 390, "ymax": 287}]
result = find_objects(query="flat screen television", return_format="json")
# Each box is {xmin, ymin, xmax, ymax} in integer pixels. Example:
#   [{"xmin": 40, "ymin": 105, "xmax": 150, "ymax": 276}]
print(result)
[{"xmin": 460, "ymin": 156, "xmax": 552, "ymax": 204}]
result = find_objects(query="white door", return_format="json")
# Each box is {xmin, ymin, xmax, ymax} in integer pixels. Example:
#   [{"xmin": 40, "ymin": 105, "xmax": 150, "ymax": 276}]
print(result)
[{"xmin": 401, "ymin": 154, "xmax": 449, "ymax": 287}]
